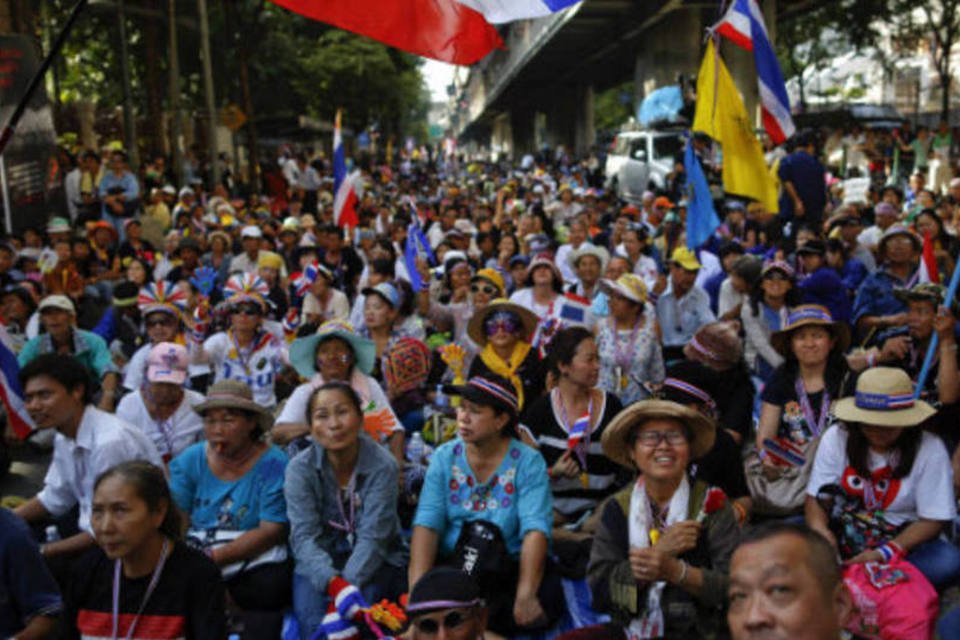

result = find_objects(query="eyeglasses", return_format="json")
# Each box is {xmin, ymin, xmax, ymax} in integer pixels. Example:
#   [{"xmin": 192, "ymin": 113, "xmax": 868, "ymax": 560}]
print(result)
[
  {"xmin": 413, "ymin": 610, "xmax": 474, "ymax": 635},
  {"xmin": 484, "ymin": 311, "xmax": 520, "ymax": 336},
  {"xmin": 471, "ymin": 284, "xmax": 498, "ymax": 296},
  {"xmin": 316, "ymin": 353, "xmax": 351, "ymax": 364},
  {"xmin": 635, "ymin": 430, "xmax": 688, "ymax": 447}
]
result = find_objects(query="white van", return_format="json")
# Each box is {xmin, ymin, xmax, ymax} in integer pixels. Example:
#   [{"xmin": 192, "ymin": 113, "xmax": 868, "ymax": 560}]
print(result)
[{"xmin": 604, "ymin": 130, "xmax": 684, "ymax": 202}]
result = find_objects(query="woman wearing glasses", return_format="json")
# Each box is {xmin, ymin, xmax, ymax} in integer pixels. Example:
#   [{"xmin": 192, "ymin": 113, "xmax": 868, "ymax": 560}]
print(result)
[
  {"xmin": 417, "ymin": 265, "xmax": 505, "ymax": 358},
  {"xmin": 466, "ymin": 299, "xmax": 545, "ymax": 412},
  {"xmin": 562, "ymin": 400, "xmax": 738, "ymax": 640},
  {"xmin": 190, "ymin": 273, "xmax": 288, "ymax": 409},
  {"xmin": 169, "ymin": 379, "xmax": 290, "ymax": 638},
  {"xmin": 284, "ymin": 381, "xmax": 406, "ymax": 639}
]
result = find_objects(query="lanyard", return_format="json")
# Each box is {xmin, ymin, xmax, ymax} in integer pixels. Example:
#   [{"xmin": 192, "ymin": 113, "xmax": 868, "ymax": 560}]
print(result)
[
  {"xmin": 155, "ymin": 418, "xmax": 176, "ymax": 460},
  {"xmin": 795, "ymin": 378, "xmax": 830, "ymax": 437},
  {"xmin": 229, "ymin": 328, "xmax": 262, "ymax": 375},
  {"xmin": 328, "ymin": 473, "xmax": 359, "ymax": 547},
  {"xmin": 112, "ymin": 539, "xmax": 170, "ymax": 640}
]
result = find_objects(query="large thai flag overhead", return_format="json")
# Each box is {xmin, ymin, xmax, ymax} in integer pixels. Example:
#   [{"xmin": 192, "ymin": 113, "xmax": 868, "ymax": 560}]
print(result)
[
  {"xmin": 269, "ymin": 0, "xmax": 582, "ymax": 65},
  {"xmin": 332, "ymin": 110, "xmax": 360, "ymax": 229},
  {"xmin": 713, "ymin": 0, "xmax": 796, "ymax": 145}
]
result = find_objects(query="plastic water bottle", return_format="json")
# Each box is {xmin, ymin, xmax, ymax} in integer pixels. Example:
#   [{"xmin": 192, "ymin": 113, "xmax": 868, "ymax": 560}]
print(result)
[
  {"xmin": 45, "ymin": 525, "xmax": 60, "ymax": 544},
  {"xmin": 435, "ymin": 384, "xmax": 449, "ymax": 413},
  {"xmin": 407, "ymin": 432, "xmax": 426, "ymax": 464}
]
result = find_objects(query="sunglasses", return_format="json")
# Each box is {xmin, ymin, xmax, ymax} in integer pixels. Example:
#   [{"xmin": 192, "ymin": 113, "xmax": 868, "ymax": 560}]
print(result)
[
  {"xmin": 471, "ymin": 284, "xmax": 498, "ymax": 296},
  {"xmin": 146, "ymin": 318, "xmax": 175, "ymax": 328},
  {"xmin": 484, "ymin": 312, "xmax": 520, "ymax": 336},
  {"xmin": 413, "ymin": 610, "xmax": 473, "ymax": 635},
  {"xmin": 232, "ymin": 306, "xmax": 262, "ymax": 317}
]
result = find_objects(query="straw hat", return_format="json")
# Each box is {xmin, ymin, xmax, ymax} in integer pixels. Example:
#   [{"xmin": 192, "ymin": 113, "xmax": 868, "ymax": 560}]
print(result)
[
  {"xmin": 193, "ymin": 379, "xmax": 273, "ymax": 433},
  {"xmin": 466, "ymin": 298, "xmax": 539, "ymax": 346},
  {"xmin": 567, "ymin": 244, "xmax": 610, "ymax": 272},
  {"xmin": 471, "ymin": 268, "xmax": 505, "ymax": 296},
  {"xmin": 770, "ymin": 304, "xmax": 850, "ymax": 357},
  {"xmin": 833, "ymin": 367, "xmax": 935, "ymax": 427},
  {"xmin": 602, "ymin": 400, "xmax": 716, "ymax": 468}
]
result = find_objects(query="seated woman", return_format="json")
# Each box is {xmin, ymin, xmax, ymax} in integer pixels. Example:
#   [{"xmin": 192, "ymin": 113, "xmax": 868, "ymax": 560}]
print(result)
[
  {"xmin": 274, "ymin": 320, "xmax": 404, "ymax": 465},
  {"xmin": 740, "ymin": 260, "xmax": 798, "ymax": 385},
  {"xmin": 466, "ymin": 299, "xmax": 545, "ymax": 412},
  {"xmin": 569, "ymin": 399, "xmax": 738, "ymax": 640},
  {"xmin": 116, "ymin": 342, "xmax": 205, "ymax": 464},
  {"xmin": 596, "ymin": 273, "xmax": 663, "ymax": 405},
  {"xmin": 66, "ymin": 461, "xmax": 225, "ymax": 639},
  {"xmin": 284, "ymin": 381, "xmax": 407, "ymax": 639},
  {"xmin": 749, "ymin": 305, "xmax": 850, "ymax": 517},
  {"xmin": 359, "ymin": 281, "xmax": 425, "ymax": 385},
  {"xmin": 169, "ymin": 380, "xmax": 290, "ymax": 638},
  {"xmin": 806, "ymin": 367, "xmax": 960, "ymax": 590},
  {"xmin": 409, "ymin": 376, "xmax": 562, "ymax": 636},
  {"xmin": 521, "ymin": 327, "xmax": 624, "ymax": 531}
]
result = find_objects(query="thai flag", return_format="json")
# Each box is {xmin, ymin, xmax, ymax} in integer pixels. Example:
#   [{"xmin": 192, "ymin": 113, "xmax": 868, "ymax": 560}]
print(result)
[
  {"xmin": 0, "ymin": 324, "xmax": 34, "ymax": 439},
  {"xmin": 713, "ymin": 0, "xmax": 795, "ymax": 145},
  {"xmin": 333, "ymin": 110, "xmax": 360, "ymax": 229},
  {"xmin": 568, "ymin": 411, "xmax": 590, "ymax": 450},
  {"xmin": 919, "ymin": 231, "xmax": 940, "ymax": 284},
  {"xmin": 404, "ymin": 214, "xmax": 436, "ymax": 293},
  {"xmin": 294, "ymin": 260, "xmax": 320, "ymax": 297},
  {"xmin": 269, "ymin": 0, "xmax": 582, "ymax": 65}
]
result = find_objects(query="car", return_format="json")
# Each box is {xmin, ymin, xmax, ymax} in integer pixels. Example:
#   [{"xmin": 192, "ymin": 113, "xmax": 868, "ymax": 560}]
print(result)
[{"xmin": 604, "ymin": 129, "xmax": 684, "ymax": 203}]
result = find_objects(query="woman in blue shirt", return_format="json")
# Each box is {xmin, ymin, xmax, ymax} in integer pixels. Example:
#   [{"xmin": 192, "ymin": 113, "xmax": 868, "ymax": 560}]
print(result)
[
  {"xmin": 409, "ymin": 375, "xmax": 561, "ymax": 636},
  {"xmin": 284, "ymin": 381, "xmax": 406, "ymax": 640},
  {"xmin": 169, "ymin": 379, "xmax": 290, "ymax": 638}
]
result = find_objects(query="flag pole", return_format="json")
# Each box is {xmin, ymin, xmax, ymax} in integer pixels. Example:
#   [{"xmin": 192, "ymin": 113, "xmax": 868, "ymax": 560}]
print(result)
[{"xmin": 914, "ymin": 262, "xmax": 960, "ymax": 398}]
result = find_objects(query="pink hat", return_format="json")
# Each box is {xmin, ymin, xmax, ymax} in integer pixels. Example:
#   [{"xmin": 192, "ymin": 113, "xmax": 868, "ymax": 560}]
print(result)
[{"xmin": 146, "ymin": 342, "xmax": 189, "ymax": 385}]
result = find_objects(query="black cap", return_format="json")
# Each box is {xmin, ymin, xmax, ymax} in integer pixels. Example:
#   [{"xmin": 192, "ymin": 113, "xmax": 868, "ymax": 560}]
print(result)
[
  {"xmin": 407, "ymin": 567, "xmax": 483, "ymax": 616},
  {"xmin": 796, "ymin": 239, "xmax": 826, "ymax": 256}
]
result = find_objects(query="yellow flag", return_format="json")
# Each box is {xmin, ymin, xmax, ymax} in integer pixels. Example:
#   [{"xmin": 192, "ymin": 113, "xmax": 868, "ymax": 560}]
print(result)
[{"xmin": 693, "ymin": 40, "xmax": 778, "ymax": 213}]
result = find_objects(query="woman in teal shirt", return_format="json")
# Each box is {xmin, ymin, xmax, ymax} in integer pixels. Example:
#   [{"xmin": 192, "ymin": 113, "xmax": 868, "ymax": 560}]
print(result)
[{"xmin": 409, "ymin": 375, "xmax": 561, "ymax": 636}]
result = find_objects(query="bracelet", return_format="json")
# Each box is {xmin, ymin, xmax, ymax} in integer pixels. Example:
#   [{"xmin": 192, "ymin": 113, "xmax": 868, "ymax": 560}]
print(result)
[
  {"xmin": 942, "ymin": 343, "xmax": 958, "ymax": 352},
  {"xmin": 877, "ymin": 541, "xmax": 904, "ymax": 563},
  {"xmin": 675, "ymin": 559, "xmax": 688, "ymax": 585}
]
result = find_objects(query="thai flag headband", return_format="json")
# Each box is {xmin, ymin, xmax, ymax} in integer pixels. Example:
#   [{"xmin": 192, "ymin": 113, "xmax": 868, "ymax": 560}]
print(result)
[
  {"xmin": 854, "ymin": 391, "xmax": 915, "ymax": 411},
  {"xmin": 469, "ymin": 377, "xmax": 518, "ymax": 413},
  {"xmin": 663, "ymin": 378, "xmax": 717, "ymax": 410},
  {"xmin": 688, "ymin": 336, "xmax": 720, "ymax": 362}
]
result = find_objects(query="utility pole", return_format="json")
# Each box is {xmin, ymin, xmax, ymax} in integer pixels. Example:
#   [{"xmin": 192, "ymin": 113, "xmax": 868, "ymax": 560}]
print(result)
[
  {"xmin": 197, "ymin": 0, "xmax": 220, "ymax": 188},
  {"xmin": 117, "ymin": 0, "xmax": 139, "ymax": 168},
  {"xmin": 168, "ymin": 0, "xmax": 183, "ymax": 183}
]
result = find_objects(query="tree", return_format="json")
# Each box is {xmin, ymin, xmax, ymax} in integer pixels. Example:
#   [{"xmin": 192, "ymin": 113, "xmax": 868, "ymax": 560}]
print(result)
[{"xmin": 889, "ymin": 0, "xmax": 960, "ymax": 119}]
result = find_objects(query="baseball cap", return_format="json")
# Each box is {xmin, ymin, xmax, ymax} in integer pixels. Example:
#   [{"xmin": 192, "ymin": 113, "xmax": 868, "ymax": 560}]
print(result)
[
  {"xmin": 670, "ymin": 247, "xmax": 702, "ymax": 271},
  {"xmin": 38, "ymin": 294, "xmax": 75, "ymax": 314},
  {"xmin": 146, "ymin": 342, "xmax": 189, "ymax": 385},
  {"xmin": 241, "ymin": 225, "xmax": 263, "ymax": 239}
]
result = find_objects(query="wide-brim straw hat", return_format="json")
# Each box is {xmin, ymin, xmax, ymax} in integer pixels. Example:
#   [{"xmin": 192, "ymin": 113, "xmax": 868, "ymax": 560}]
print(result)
[
  {"xmin": 770, "ymin": 304, "xmax": 850, "ymax": 357},
  {"xmin": 601, "ymin": 399, "xmax": 716, "ymax": 468},
  {"xmin": 289, "ymin": 320, "xmax": 375, "ymax": 378},
  {"xmin": 833, "ymin": 366, "xmax": 935, "ymax": 427},
  {"xmin": 193, "ymin": 379, "xmax": 273, "ymax": 433},
  {"xmin": 466, "ymin": 298, "xmax": 539, "ymax": 346},
  {"xmin": 600, "ymin": 273, "xmax": 648, "ymax": 305}
]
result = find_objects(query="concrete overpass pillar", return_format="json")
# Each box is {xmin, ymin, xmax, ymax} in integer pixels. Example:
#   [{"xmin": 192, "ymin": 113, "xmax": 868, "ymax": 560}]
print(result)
[
  {"xmin": 510, "ymin": 106, "xmax": 536, "ymax": 156},
  {"xmin": 633, "ymin": 8, "xmax": 703, "ymax": 106},
  {"xmin": 491, "ymin": 113, "xmax": 513, "ymax": 160},
  {"xmin": 574, "ymin": 84, "xmax": 596, "ymax": 157}
]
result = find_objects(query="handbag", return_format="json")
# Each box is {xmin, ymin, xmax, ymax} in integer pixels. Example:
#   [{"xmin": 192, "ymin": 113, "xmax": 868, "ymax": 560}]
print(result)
[
  {"xmin": 843, "ymin": 558, "xmax": 938, "ymax": 640},
  {"xmin": 186, "ymin": 528, "xmax": 288, "ymax": 580},
  {"xmin": 744, "ymin": 435, "xmax": 820, "ymax": 516}
]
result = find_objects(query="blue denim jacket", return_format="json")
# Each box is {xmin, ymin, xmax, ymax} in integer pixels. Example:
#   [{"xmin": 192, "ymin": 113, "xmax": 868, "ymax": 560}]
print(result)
[{"xmin": 284, "ymin": 435, "xmax": 405, "ymax": 592}]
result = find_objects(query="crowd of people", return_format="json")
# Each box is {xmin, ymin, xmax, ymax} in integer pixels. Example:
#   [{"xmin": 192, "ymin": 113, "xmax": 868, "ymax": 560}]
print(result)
[{"xmin": 2, "ymin": 126, "xmax": 960, "ymax": 639}]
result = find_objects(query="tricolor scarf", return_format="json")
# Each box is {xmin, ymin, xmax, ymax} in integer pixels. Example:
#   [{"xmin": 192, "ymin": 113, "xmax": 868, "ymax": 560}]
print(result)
[
  {"xmin": 479, "ymin": 341, "xmax": 531, "ymax": 409},
  {"xmin": 626, "ymin": 476, "xmax": 690, "ymax": 639}
]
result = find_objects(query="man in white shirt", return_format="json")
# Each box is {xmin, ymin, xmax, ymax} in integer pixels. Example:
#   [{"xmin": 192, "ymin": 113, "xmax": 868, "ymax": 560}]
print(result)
[{"xmin": 14, "ymin": 354, "xmax": 162, "ymax": 559}]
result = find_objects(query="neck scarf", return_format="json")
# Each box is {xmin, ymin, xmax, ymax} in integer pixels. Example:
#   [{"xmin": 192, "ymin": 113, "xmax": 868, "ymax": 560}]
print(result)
[
  {"xmin": 626, "ymin": 475, "xmax": 690, "ymax": 639},
  {"xmin": 479, "ymin": 340, "xmax": 532, "ymax": 409}
]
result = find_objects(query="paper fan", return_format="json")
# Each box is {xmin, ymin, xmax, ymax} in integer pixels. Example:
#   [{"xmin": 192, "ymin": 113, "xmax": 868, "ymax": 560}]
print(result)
[{"xmin": 138, "ymin": 281, "xmax": 188, "ymax": 315}]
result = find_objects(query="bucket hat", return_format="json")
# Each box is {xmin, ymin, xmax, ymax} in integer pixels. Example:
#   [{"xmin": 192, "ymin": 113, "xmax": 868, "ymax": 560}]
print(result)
[
  {"xmin": 599, "ymin": 273, "xmax": 648, "ymax": 305},
  {"xmin": 770, "ymin": 304, "xmax": 850, "ymax": 357},
  {"xmin": 193, "ymin": 379, "xmax": 273, "ymax": 433},
  {"xmin": 289, "ymin": 320, "xmax": 376, "ymax": 378}
]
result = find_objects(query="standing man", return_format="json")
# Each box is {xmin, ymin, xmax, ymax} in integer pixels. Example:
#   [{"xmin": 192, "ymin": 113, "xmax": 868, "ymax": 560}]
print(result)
[
  {"xmin": 13, "ymin": 354, "xmax": 161, "ymax": 561},
  {"xmin": 98, "ymin": 150, "xmax": 140, "ymax": 241},
  {"xmin": 656, "ymin": 247, "xmax": 716, "ymax": 362},
  {"xmin": 727, "ymin": 522, "xmax": 851, "ymax": 640},
  {"xmin": 778, "ymin": 132, "xmax": 827, "ymax": 233}
]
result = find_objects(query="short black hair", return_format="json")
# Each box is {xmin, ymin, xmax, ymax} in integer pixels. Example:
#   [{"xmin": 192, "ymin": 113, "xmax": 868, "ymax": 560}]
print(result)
[
  {"xmin": 19, "ymin": 353, "xmax": 96, "ymax": 404},
  {"xmin": 736, "ymin": 522, "xmax": 840, "ymax": 593}
]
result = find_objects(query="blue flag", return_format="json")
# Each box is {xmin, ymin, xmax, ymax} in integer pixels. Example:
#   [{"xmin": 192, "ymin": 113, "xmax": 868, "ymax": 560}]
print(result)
[
  {"xmin": 685, "ymin": 137, "xmax": 720, "ymax": 250},
  {"xmin": 404, "ymin": 213, "xmax": 435, "ymax": 292}
]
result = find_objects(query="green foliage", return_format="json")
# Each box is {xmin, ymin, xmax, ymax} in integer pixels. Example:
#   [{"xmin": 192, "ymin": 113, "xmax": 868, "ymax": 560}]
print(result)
[{"xmin": 594, "ymin": 81, "xmax": 634, "ymax": 132}]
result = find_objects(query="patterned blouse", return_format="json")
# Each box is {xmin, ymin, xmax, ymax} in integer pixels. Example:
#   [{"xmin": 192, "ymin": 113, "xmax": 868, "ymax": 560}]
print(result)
[{"xmin": 596, "ymin": 303, "xmax": 664, "ymax": 405}]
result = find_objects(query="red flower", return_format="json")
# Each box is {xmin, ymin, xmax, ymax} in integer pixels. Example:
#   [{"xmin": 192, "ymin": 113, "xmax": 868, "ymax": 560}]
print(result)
[{"xmin": 696, "ymin": 487, "xmax": 728, "ymax": 523}]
